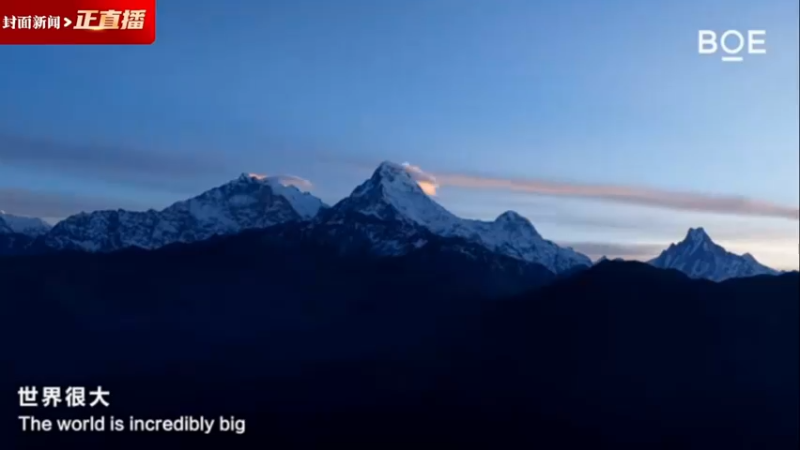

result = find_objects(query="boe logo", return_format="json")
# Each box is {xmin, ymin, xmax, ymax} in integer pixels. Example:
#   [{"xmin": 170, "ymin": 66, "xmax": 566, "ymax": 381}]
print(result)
[{"xmin": 698, "ymin": 30, "xmax": 767, "ymax": 62}]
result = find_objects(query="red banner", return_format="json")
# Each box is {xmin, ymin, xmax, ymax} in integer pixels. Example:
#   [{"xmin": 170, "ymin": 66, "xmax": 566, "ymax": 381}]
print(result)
[{"xmin": 0, "ymin": 0, "xmax": 155, "ymax": 45}]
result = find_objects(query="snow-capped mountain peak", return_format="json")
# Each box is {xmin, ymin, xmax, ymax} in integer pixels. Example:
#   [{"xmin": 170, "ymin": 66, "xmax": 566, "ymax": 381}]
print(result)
[
  {"xmin": 376, "ymin": 160, "xmax": 426, "ymax": 190},
  {"xmin": 356, "ymin": 161, "xmax": 430, "ymax": 201},
  {"xmin": 649, "ymin": 227, "xmax": 778, "ymax": 281},
  {"xmin": 323, "ymin": 161, "xmax": 591, "ymax": 273},
  {"xmin": 380, "ymin": 160, "xmax": 417, "ymax": 176},
  {"xmin": 496, "ymin": 210, "xmax": 525, "ymax": 222},
  {"xmin": 686, "ymin": 226, "xmax": 709, "ymax": 239},
  {"xmin": 240, "ymin": 173, "xmax": 327, "ymax": 219},
  {"xmin": 493, "ymin": 211, "xmax": 542, "ymax": 239},
  {"xmin": 8, "ymin": 162, "xmax": 590, "ymax": 274},
  {"xmin": 354, "ymin": 160, "xmax": 442, "ymax": 203},
  {"xmin": 686, "ymin": 227, "xmax": 711, "ymax": 245},
  {"xmin": 44, "ymin": 174, "xmax": 328, "ymax": 252},
  {"xmin": 337, "ymin": 161, "xmax": 459, "ymax": 226},
  {"xmin": 0, "ymin": 210, "xmax": 52, "ymax": 236}
]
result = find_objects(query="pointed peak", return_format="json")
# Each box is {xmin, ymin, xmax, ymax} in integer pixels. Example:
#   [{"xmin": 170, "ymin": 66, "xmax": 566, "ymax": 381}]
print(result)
[
  {"xmin": 496, "ymin": 210, "xmax": 527, "ymax": 223},
  {"xmin": 371, "ymin": 161, "xmax": 412, "ymax": 182},
  {"xmin": 229, "ymin": 173, "xmax": 274, "ymax": 189},
  {"xmin": 356, "ymin": 161, "xmax": 441, "ymax": 196},
  {"xmin": 373, "ymin": 161, "xmax": 421, "ymax": 179},
  {"xmin": 237, "ymin": 172, "xmax": 264, "ymax": 182},
  {"xmin": 376, "ymin": 160, "xmax": 404, "ymax": 173},
  {"xmin": 234, "ymin": 173, "xmax": 316, "ymax": 192},
  {"xmin": 685, "ymin": 227, "xmax": 711, "ymax": 242},
  {"xmin": 366, "ymin": 161, "xmax": 425, "ymax": 193},
  {"xmin": 652, "ymin": 228, "xmax": 781, "ymax": 280},
  {"xmin": 492, "ymin": 210, "xmax": 541, "ymax": 238}
]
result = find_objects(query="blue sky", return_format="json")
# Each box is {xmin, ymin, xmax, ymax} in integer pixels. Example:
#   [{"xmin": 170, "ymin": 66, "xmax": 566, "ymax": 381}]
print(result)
[{"xmin": 1, "ymin": 0, "xmax": 797, "ymax": 268}]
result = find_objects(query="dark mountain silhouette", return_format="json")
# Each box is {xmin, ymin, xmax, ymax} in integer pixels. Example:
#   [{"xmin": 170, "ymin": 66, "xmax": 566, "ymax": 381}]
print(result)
[{"xmin": 3, "ymin": 227, "xmax": 797, "ymax": 449}]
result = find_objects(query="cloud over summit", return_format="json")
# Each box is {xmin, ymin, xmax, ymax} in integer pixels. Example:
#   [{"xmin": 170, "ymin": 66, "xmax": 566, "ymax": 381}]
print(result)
[
  {"xmin": 401, "ymin": 163, "xmax": 439, "ymax": 196},
  {"xmin": 248, "ymin": 173, "xmax": 315, "ymax": 191},
  {"xmin": 269, "ymin": 175, "xmax": 314, "ymax": 191}
]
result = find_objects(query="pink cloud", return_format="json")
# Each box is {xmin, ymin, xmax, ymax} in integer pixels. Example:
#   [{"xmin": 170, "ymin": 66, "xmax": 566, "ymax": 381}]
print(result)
[
  {"xmin": 402, "ymin": 163, "xmax": 439, "ymax": 196},
  {"xmin": 434, "ymin": 172, "xmax": 799, "ymax": 221}
]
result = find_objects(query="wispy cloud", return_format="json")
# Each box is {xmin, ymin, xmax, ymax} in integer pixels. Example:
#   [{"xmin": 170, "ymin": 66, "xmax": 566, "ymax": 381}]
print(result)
[
  {"xmin": 433, "ymin": 171, "xmax": 799, "ymax": 221},
  {"xmin": 267, "ymin": 175, "xmax": 315, "ymax": 190},
  {"xmin": 247, "ymin": 173, "xmax": 315, "ymax": 191},
  {"xmin": 0, "ymin": 132, "xmax": 242, "ymax": 195},
  {"xmin": 401, "ymin": 163, "xmax": 439, "ymax": 196},
  {"xmin": 2, "ymin": 133, "xmax": 796, "ymax": 223},
  {"xmin": 337, "ymin": 159, "xmax": 797, "ymax": 221},
  {"xmin": 0, "ymin": 133, "xmax": 227, "ymax": 179},
  {"xmin": 0, "ymin": 132, "xmax": 324, "ymax": 199}
]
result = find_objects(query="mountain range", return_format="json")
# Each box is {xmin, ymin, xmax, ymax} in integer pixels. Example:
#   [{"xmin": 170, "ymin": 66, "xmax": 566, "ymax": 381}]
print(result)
[
  {"xmin": 0, "ymin": 161, "xmax": 784, "ymax": 281},
  {"xmin": 40, "ymin": 173, "xmax": 327, "ymax": 252},
  {"xmin": 3, "ymin": 162, "xmax": 797, "ymax": 449}
]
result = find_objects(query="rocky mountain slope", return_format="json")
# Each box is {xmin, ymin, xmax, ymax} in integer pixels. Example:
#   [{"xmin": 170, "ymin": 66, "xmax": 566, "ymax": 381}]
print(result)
[{"xmin": 649, "ymin": 227, "xmax": 779, "ymax": 281}]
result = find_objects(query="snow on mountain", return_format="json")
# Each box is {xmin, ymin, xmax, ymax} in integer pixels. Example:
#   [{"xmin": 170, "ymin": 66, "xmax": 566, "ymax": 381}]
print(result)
[
  {"xmin": 248, "ymin": 174, "xmax": 326, "ymax": 219},
  {"xmin": 320, "ymin": 161, "xmax": 591, "ymax": 273},
  {"xmin": 44, "ymin": 174, "xmax": 328, "ymax": 252},
  {"xmin": 0, "ymin": 218, "xmax": 11, "ymax": 234},
  {"xmin": 648, "ymin": 227, "xmax": 779, "ymax": 282},
  {"xmin": 0, "ymin": 211, "xmax": 52, "ymax": 236}
]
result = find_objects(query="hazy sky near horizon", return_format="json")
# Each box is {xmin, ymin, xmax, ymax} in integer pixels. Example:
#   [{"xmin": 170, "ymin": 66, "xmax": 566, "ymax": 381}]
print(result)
[{"xmin": 1, "ymin": 0, "xmax": 798, "ymax": 269}]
